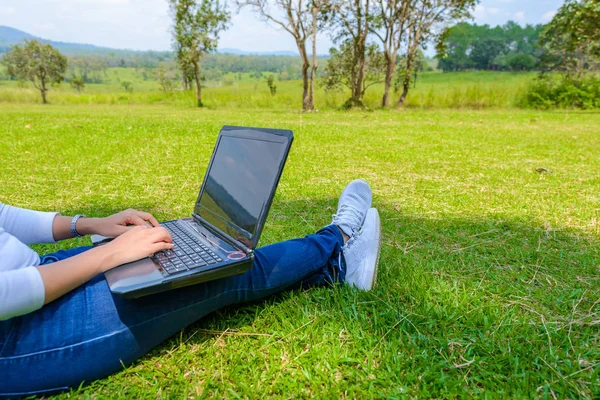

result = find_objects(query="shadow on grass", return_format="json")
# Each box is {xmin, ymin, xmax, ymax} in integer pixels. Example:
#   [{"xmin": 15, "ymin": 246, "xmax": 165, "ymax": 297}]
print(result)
[{"xmin": 43, "ymin": 198, "xmax": 599, "ymax": 397}]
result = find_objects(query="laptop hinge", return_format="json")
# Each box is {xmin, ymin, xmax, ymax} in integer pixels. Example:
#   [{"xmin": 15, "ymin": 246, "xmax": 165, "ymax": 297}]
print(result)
[{"xmin": 191, "ymin": 213, "xmax": 253, "ymax": 255}]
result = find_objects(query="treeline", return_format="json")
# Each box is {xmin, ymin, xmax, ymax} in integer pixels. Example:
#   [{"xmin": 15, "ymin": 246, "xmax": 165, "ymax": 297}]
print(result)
[
  {"xmin": 64, "ymin": 53, "xmax": 307, "ymax": 84},
  {"xmin": 437, "ymin": 21, "xmax": 545, "ymax": 72}
]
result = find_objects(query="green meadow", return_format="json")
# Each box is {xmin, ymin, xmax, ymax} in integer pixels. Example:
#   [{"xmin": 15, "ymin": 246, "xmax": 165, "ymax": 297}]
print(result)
[
  {"xmin": 0, "ymin": 70, "xmax": 535, "ymax": 109},
  {"xmin": 1, "ymin": 102, "xmax": 598, "ymax": 398}
]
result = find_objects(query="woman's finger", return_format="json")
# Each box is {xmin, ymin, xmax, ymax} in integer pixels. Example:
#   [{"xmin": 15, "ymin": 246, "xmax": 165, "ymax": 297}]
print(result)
[
  {"xmin": 149, "ymin": 226, "xmax": 173, "ymax": 243},
  {"xmin": 132, "ymin": 210, "xmax": 160, "ymax": 227},
  {"xmin": 125, "ymin": 215, "xmax": 148, "ymax": 227},
  {"xmin": 150, "ymin": 241, "xmax": 174, "ymax": 254}
]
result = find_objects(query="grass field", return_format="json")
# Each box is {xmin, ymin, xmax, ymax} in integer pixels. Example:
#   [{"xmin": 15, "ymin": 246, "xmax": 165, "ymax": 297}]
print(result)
[
  {"xmin": 1, "ymin": 104, "xmax": 599, "ymax": 398},
  {"xmin": 0, "ymin": 70, "xmax": 535, "ymax": 109}
]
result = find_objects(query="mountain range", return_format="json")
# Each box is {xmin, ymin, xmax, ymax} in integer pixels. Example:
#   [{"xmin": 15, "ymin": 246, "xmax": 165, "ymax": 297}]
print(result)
[{"xmin": 0, "ymin": 26, "xmax": 299, "ymax": 57}]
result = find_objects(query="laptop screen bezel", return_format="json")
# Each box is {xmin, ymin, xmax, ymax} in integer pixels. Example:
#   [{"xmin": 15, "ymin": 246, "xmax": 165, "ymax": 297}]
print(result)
[{"xmin": 192, "ymin": 125, "xmax": 293, "ymax": 250}]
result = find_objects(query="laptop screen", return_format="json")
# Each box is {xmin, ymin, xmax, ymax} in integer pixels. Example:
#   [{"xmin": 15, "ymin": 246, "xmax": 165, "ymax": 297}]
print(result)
[{"xmin": 194, "ymin": 132, "xmax": 288, "ymax": 247}]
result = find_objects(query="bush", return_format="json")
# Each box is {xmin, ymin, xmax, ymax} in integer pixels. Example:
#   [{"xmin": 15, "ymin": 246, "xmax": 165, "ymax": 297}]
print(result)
[{"xmin": 525, "ymin": 75, "xmax": 600, "ymax": 109}]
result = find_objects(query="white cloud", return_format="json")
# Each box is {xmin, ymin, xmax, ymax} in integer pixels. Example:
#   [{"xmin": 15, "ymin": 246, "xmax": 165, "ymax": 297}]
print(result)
[
  {"xmin": 541, "ymin": 10, "xmax": 556, "ymax": 23},
  {"xmin": 514, "ymin": 11, "xmax": 525, "ymax": 22},
  {"xmin": 488, "ymin": 7, "xmax": 501, "ymax": 15},
  {"xmin": 496, "ymin": 0, "xmax": 514, "ymax": 3}
]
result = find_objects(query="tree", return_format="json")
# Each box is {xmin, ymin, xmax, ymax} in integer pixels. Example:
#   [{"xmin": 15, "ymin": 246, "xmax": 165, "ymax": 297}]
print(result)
[
  {"xmin": 121, "ymin": 81, "xmax": 133, "ymax": 92},
  {"xmin": 266, "ymin": 74, "xmax": 277, "ymax": 95},
  {"xmin": 170, "ymin": 0, "xmax": 230, "ymax": 107},
  {"xmin": 2, "ymin": 39, "xmax": 67, "ymax": 103},
  {"xmin": 396, "ymin": 0, "xmax": 477, "ymax": 108},
  {"xmin": 155, "ymin": 66, "xmax": 176, "ymax": 92},
  {"xmin": 436, "ymin": 21, "xmax": 545, "ymax": 72},
  {"xmin": 508, "ymin": 53, "xmax": 536, "ymax": 71},
  {"xmin": 323, "ymin": 40, "xmax": 386, "ymax": 106},
  {"xmin": 537, "ymin": 0, "xmax": 600, "ymax": 78},
  {"xmin": 470, "ymin": 37, "xmax": 506, "ymax": 70},
  {"xmin": 327, "ymin": 0, "xmax": 374, "ymax": 107},
  {"xmin": 371, "ymin": 0, "xmax": 412, "ymax": 107},
  {"xmin": 236, "ymin": 0, "xmax": 328, "ymax": 111},
  {"xmin": 71, "ymin": 77, "xmax": 85, "ymax": 93}
]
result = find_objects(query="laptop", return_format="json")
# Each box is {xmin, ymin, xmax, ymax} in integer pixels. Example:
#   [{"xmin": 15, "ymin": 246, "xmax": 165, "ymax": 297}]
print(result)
[{"xmin": 101, "ymin": 125, "xmax": 293, "ymax": 298}]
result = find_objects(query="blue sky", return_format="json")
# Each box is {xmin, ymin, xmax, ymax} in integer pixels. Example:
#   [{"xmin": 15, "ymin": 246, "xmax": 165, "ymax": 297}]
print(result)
[{"xmin": 0, "ymin": 0, "xmax": 563, "ymax": 53}]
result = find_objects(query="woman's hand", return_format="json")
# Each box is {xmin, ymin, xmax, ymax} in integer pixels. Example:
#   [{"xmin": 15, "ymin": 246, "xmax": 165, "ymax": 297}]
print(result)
[
  {"xmin": 103, "ymin": 225, "xmax": 173, "ymax": 271},
  {"xmin": 38, "ymin": 225, "xmax": 174, "ymax": 305},
  {"xmin": 78, "ymin": 209, "xmax": 160, "ymax": 238}
]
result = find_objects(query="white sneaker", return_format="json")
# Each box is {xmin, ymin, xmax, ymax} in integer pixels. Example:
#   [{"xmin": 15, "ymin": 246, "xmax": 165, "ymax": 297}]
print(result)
[
  {"xmin": 331, "ymin": 179, "xmax": 372, "ymax": 238},
  {"xmin": 343, "ymin": 208, "xmax": 382, "ymax": 291}
]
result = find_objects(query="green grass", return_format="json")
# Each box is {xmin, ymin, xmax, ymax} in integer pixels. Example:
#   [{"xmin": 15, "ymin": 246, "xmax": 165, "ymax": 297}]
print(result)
[
  {"xmin": 0, "ymin": 70, "xmax": 535, "ymax": 109},
  {"xmin": 1, "ymin": 104, "xmax": 599, "ymax": 398}
]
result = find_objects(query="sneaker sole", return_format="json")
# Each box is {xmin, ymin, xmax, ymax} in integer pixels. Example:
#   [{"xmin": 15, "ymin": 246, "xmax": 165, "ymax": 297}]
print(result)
[{"xmin": 369, "ymin": 208, "xmax": 382, "ymax": 290}]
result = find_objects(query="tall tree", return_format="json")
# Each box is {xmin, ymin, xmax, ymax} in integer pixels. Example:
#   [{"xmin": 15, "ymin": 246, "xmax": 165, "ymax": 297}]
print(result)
[
  {"xmin": 371, "ymin": 0, "xmax": 411, "ymax": 107},
  {"xmin": 236, "ymin": 0, "xmax": 327, "ymax": 111},
  {"xmin": 2, "ymin": 39, "xmax": 67, "ymax": 104},
  {"xmin": 169, "ymin": 0, "xmax": 230, "ymax": 107},
  {"xmin": 323, "ymin": 40, "xmax": 386, "ymax": 103},
  {"xmin": 537, "ymin": 0, "xmax": 600, "ymax": 78},
  {"xmin": 327, "ymin": 0, "xmax": 373, "ymax": 107},
  {"xmin": 396, "ymin": 0, "xmax": 476, "ymax": 108}
]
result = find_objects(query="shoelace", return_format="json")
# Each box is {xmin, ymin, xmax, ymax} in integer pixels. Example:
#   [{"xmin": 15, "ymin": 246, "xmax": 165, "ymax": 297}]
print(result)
[{"xmin": 332, "ymin": 204, "xmax": 365, "ymax": 235}]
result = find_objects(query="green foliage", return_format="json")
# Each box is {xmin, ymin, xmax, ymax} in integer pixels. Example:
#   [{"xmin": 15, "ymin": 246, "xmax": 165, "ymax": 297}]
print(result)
[
  {"xmin": 155, "ymin": 66, "xmax": 177, "ymax": 92},
  {"xmin": 323, "ymin": 40, "xmax": 385, "ymax": 106},
  {"xmin": 68, "ymin": 56, "xmax": 108, "ymax": 83},
  {"xmin": 169, "ymin": 0, "xmax": 230, "ymax": 106},
  {"xmin": 538, "ymin": 0, "xmax": 600, "ymax": 76},
  {"xmin": 437, "ymin": 21, "xmax": 545, "ymax": 72},
  {"xmin": 266, "ymin": 74, "xmax": 276, "ymax": 96},
  {"xmin": 525, "ymin": 74, "xmax": 600, "ymax": 109},
  {"xmin": 393, "ymin": 48, "xmax": 425, "ymax": 93},
  {"xmin": 121, "ymin": 81, "xmax": 133, "ymax": 92},
  {"xmin": 507, "ymin": 53, "xmax": 536, "ymax": 71},
  {"xmin": 70, "ymin": 77, "xmax": 85, "ymax": 93},
  {"xmin": 2, "ymin": 39, "xmax": 67, "ymax": 103},
  {"xmin": 0, "ymin": 69, "xmax": 537, "ymax": 109},
  {"xmin": 1, "ymin": 105, "xmax": 599, "ymax": 398}
]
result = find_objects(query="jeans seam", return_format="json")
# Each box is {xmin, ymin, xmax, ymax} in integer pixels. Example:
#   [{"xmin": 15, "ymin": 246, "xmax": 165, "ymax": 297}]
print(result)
[{"xmin": 0, "ymin": 328, "xmax": 129, "ymax": 361}]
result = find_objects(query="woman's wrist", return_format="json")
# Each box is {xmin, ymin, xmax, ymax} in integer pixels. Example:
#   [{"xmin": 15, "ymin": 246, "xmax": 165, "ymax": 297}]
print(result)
[{"xmin": 75, "ymin": 217, "xmax": 102, "ymax": 236}]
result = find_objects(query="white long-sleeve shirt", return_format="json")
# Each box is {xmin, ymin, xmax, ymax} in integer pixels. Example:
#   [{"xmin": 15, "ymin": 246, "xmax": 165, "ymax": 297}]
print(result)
[{"xmin": 0, "ymin": 202, "xmax": 58, "ymax": 320}]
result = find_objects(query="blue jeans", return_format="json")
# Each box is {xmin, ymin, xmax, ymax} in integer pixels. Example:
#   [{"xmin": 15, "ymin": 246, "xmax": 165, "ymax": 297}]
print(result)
[{"xmin": 0, "ymin": 225, "xmax": 345, "ymax": 397}]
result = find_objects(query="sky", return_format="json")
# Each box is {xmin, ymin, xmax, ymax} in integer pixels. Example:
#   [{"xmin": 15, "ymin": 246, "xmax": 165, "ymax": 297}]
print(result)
[{"xmin": 0, "ymin": 0, "xmax": 564, "ymax": 54}]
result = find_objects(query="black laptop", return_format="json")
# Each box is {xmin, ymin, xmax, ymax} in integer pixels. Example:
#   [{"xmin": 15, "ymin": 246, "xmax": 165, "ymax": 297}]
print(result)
[{"xmin": 101, "ymin": 125, "xmax": 293, "ymax": 298}]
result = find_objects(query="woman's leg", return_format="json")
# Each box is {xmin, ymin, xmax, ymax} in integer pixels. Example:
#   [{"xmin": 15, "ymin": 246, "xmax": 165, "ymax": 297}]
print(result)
[{"xmin": 0, "ymin": 225, "xmax": 344, "ymax": 396}]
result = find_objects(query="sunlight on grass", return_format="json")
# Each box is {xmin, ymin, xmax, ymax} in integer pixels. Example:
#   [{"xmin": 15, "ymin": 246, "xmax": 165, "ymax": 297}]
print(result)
[{"xmin": 0, "ymin": 104, "xmax": 598, "ymax": 398}]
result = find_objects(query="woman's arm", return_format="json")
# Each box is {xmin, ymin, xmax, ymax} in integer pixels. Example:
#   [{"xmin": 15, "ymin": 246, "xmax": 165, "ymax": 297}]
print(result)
[
  {"xmin": 52, "ymin": 209, "xmax": 161, "ymax": 241},
  {"xmin": 38, "ymin": 225, "xmax": 173, "ymax": 305}
]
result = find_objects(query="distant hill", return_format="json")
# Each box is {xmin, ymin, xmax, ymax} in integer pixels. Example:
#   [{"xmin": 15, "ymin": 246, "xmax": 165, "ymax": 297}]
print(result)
[
  {"xmin": 0, "ymin": 25, "xmax": 140, "ymax": 56},
  {"xmin": 0, "ymin": 26, "xmax": 300, "ymax": 57}
]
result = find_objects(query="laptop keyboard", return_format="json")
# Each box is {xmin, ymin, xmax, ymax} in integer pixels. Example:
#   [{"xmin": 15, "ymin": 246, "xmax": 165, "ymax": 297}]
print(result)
[{"xmin": 152, "ymin": 221, "xmax": 223, "ymax": 276}]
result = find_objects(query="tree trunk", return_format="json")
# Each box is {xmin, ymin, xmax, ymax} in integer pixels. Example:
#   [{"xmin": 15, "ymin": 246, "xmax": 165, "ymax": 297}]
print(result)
[
  {"xmin": 40, "ymin": 75, "xmax": 48, "ymax": 104},
  {"xmin": 308, "ymin": 5, "xmax": 318, "ymax": 112},
  {"xmin": 353, "ymin": 40, "xmax": 366, "ymax": 103},
  {"xmin": 381, "ymin": 52, "xmax": 396, "ymax": 108},
  {"xmin": 396, "ymin": 81, "xmax": 409, "ymax": 108},
  {"xmin": 193, "ymin": 61, "xmax": 202, "ymax": 107},
  {"xmin": 396, "ymin": 44, "xmax": 416, "ymax": 109},
  {"xmin": 298, "ymin": 41, "xmax": 310, "ymax": 111}
]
